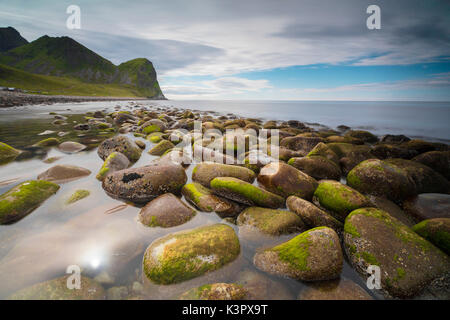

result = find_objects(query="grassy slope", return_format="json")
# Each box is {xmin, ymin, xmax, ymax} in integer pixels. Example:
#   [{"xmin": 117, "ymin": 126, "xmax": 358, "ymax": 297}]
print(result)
[{"xmin": 0, "ymin": 63, "xmax": 143, "ymax": 97}]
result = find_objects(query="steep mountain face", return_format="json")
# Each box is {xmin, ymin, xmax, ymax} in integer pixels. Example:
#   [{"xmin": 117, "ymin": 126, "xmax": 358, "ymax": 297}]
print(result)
[
  {"xmin": 0, "ymin": 27, "xmax": 28, "ymax": 52},
  {"xmin": 0, "ymin": 32, "xmax": 165, "ymax": 98}
]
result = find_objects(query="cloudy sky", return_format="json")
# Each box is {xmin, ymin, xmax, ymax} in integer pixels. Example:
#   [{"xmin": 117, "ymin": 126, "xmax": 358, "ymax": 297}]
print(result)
[{"xmin": 1, "ymin": 0, "xmax": 449, "ymax": 100}]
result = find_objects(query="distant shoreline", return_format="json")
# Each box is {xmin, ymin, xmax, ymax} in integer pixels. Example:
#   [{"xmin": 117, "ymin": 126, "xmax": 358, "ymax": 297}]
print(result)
[{"xmin": 0, "ymin": 91, "xmax": 157, "ymax": 108}]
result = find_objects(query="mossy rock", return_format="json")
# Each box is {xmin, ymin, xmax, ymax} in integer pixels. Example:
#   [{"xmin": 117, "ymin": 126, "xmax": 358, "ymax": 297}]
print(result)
[
  {"xmin": 288, "ymin": 156, "xmax": 341, "ymax": 181},
  {"xmin": 237, "ymin": 207, "xmax": 305, "ymax": 236},
  {"xmin": 211, "ymin": 177, "xmax": 284, "ymax": 209},
  {"xmin": 102, "ymin": 163, "xmax": 187, "ymax": 204},
  {"xmin": 96, "ymin": 151, "xmax": 130, "ymax": 181},
  {"xmin": 280, "ymin": 136, "xmax": 325, "ymax": 153},
  {"xmin": 313, "ymin": 180, "xmax": 369, "ymax": 221},
  {"xmin": 147, "ymin": 132, "xmax": 165, "ymax": 143},
  {"xmin": 298, "ymin": 278, "xmax": 372, "ymax": 300},
  {"xmin": 371, "ymin": 144, "xmax": 416, "ymax": 160},
  {"xmin": 347, "ymin": 159, "xmax": 416, "ymax": 202},
  {"xmin": 143, "ymin": 224, "xmax": 240, "ymax": 284},
  {"xmin": 97, "ymin": 135, "xmax": 142, "ymax": 162},
  {"xmin": 403, "ymin": 193, "xmax": 450, "ymax": 222},
  {"xmin": 400, "ymin": 139, "xmax": 439, "ymax": 154},
  {"xmin": 412, "ymin": 151, "xmax": 450, "ymax": 180},
  {"xmin": 326, "ymin": 143, "xmax": 371, "ymax": 159},
  {"xmin": 148, "ymin": 139, "xmax": 175, "ymax": 156},
  {"xmin": 37, "ymin": 164, "xmax": 91, "ymax": 184},
  {"xmin": 344, "ymin": 130, "xmax": 378, "ymax": 143},
  {"xmin": 344, "ymin": 207, "xmax": 450, "ymax": 298},
  {"xmin": 66, "ymin": 189, "xmax": 90, "ymax": 205},
  {"xmin": 287, "ymin": 195, "xmax": 343, "ymax": 232},
  {"xmin": 34, "ymin": 137, "xmax": 60, "ymax": 147},
  {"xmin": 141, "ymin": 119, "xmax": 167, "ymax": 134},
  {"xmin": 192, "ymin": 162, "xmax": 256, "ymax": 188},
  {"xmin": 8, "ymin": 276, "xmax": 105, "ymax": 300},
  {"xmin": 412, "ymin": 218, "xmax": 450, "ymax": 255},
  {"xmin": 253, "ymin": 227, "xmax": 343, "ymax": 281},
  {"xmin": 179, "ymin": 283, "xmax": 247, "ymax": 300},
  {"xmin": 0, "ymin": 142, "xmax": 21, "ymax": 165},
  {"xmin": 139, "ymin": 193, "xmax": 196, "ymax": 228},
  {"xmin": 257, "ymin": 162, "xmax": 318, "ymax": 200},
  {"xmin": 307, "ymin": 142, "xmax": 340, "ymax": 165},
  {"xmin": 154, "ymin": 149, "xmax": 192, "ymax": 168},
  {"xmin": 182, "ymin": 182, "xmax": 243, "ymax": 217},
  {"xmin": 0, "ymin": 180, "xmax": 60, "ymax": 224}
]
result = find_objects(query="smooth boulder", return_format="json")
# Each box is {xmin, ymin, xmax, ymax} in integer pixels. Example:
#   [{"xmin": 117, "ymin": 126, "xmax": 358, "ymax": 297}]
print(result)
[
  {"xmin": 288, "ymin": 156, "xmax": 341, "ymax": 181},
  {"xmin": 412, "ymin": 218, "xmax": 450, "ymax": 255},
  {"xmin": 96, "ymin": 151, "xmax": 130, "ymax": 181},
  {"xmin": 97, "ymin": 135, "xmax": 142, "ymax": 162},
  {"xmin": 58, "ymin": 141, "xmax": 86, "ymax": 154},
  {"xmin": 37, "ymin": 165, "xmax": 91, "ymax": 183},
  {"xmin": 0, "ymin": 142, "xmax": 21, "ymax": 164},
  {"xmin": 192, "ymin": 162, "xmax": 256, "ymax": 188}
]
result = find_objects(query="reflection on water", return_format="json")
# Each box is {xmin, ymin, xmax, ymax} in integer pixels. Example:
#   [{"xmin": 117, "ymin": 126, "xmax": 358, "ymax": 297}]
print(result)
[{"xmin": 0, "ymin": 101, "xmax": 382, "ymax": 300}]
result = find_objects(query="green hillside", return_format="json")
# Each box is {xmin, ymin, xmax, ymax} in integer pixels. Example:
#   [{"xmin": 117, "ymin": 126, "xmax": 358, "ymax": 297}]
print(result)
[
  {"xmin": 0, "ymin": 63, "xmax": 144, "ymax": 97},
  {"xmin": 0, "ymin": 28, "xmax": 166, "ymax": 99},
  {"xmin": 0, "ymin": 27, "xmax": 28, "ymax": 52}
]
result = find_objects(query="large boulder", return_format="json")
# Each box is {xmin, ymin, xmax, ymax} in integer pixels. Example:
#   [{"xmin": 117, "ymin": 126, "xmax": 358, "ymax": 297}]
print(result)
[
  {"xmin": 257, "ymin": 162, "xmax": 318, "ymax": 200},
  {"xmin": 307, "ymin": 142, "xmax": 340, "ymax": 165},
  {"xmin": 403, "ymin": 193, "xmax": 450, "ymax": 222},
  {"xmin": 344, "ymin": 130, "xmax": 378, "ymax": 143},
  {"xmin": 0, "ymin": 142, "xmax": 21, "ymax": 164},
  {"xmin": 313, "ymin": 180, "xmax": 369, "ymax": 221},
  {"xmin": 280, "ymin": 136, "xmax": 325, "ymax": 153},
  {"xmin": 102, "ymin": 164, "xmax": 187, "ymax": 203},
  {"xmin": 139, "ymin": 193, "xmax": 196, "ymax": 227},
  {"xmin": 286, "ymin": 196, "xmax": 343, "ymax": 232},
  {"xmin": 210, "ymin": 177, "xmax": 284, "ymax": 208},
  {"xmin": 288, "ymin": 156, "xmax": 341, "ymax": 181},
  {"xmin": 143, "ymin": 224, "xmax": 240, "ymax": 284},
  {"xmin": 192, "ymin": 162, "xmax": 256, "ymax": 188},
  {"xmin": 298, "ymin": 278, "xmax": 372, "ymax": 300},
  {"xmin": 0, "ymin": 180, "xmax": 60, "ymax": 224},
  {"xmin": 96, "ymin": 151, "xmax": 130, "ymax": 181},
  {"xmin": 326, "ymin": 143, "xmax": 374, "ymax": 174},
  {"xmin": 7, "ymin": 276, "xmax": 105, "ymax": 300},
  {"xmin": 412, "ymin": 151, "xmax": 450, "ymax": 180},
  {"xmin": 237, "ymin": 207, "xmax": 304, "ymax": 236},
  {"xmin": 97, "ymin": 135, "xmax": 142, "ymax": 162},
  {"xmin": 412, "ymin": 218, "xmax": 450, "ymax": 255},
  {"xmin": 344, "ymin": 208, "xmax": 450, "ymax": 298},
  {"xmin": 148, "ymin": 139, "xmax": 175, "ymax": 156},
  {"xmin": 253, "ymin": 227, "xmax": 343, "ymax": 281},
  {"xmin": 179, "ymin": 283, "xmax": 247, "ymax": 300},
  {"xmin": 181, "ymin": 182, "xmax": 243, "ymax": 217},
  {"xmin": 37, "ymin": 165, "xmax": 91, "ymax": 183}
]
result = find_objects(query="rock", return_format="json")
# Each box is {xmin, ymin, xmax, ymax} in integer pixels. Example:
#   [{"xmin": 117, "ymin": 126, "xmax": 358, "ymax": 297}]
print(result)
[
  {"xmin": 211, "ymin": 177, "xmax": 284, "ymax": 208},
  {"xmin": 66, "ymin": 189, "xmax": 90, "ymax": 205},
  {"xmin": 97, "ymin": 135, "xmax": 142, "ymax": 162},
  {"xmin": 135, "ymin": 140, "xmax": 146, "ymax": 149},
  {"xmin": 280, "ymin": 136, "xmax": 325, "ymax": 153},
  {"xmin": 237, "ymin": 207, "xmax": 304, "ymax": 236},
  {"xmin": 412, "ymin": 218, "xmax": 450, "ymax": 255},
  {"xmin": 253, "ymin": 227, "xmax": 343, "ymax": 281},
  {"xmin": 0, "ymin": 142, "xmax": 21, "ymax": 164},
  {"xmin": 37, "ymin": 164, "xmax": 91, "ymax": 183},
  {"xmin": 343, "ymin": 207, "xmax": 450, "ymax": 298},
  {"xmin": 0, "ymin": 180, "xmax": 60, "ymax": 224},
  {"xmin": 234, "ymin": 269, "xmax": 293, "ymax": 300},
  {"xmin": 33, "ymin": 137, "xmax": 60, "ymax": 147},
  {"xmin": 43, "ymin": 156, "xmax": 61, "ymax": 164},
  {"xmin": 8, "ymin": 276, "xmax": 105, "ymax": 300},
  {"xmin": 307, "ymin": 142, "xmax": 340, "ymax": 165},
  {"xmin": 143, "ymin": 224, "xmax": 240, "ymax": 284},
  {"xmin": 412, "ymin": 151, "xmax": 450, "ymax": 180},
  {"xmin": 148, "ymin": 139, "xmax": 175, "ymax": 156},
  {"xmin": 73, "ymin": 123, "xmax": 90, "ymax": 131},
  {"xmin": 368, "ymin": 195, "xmax": 416, "ymax": 227},
  {"xmin": 403, "ymin": 193, "xmax": 450, "ymax": 222},
  {"xmin": 181, "ymin": 182, "xmax": 243, "ymax": 217},
  {"xmin": 96, "ymin": 151, "xmax": 130, "ymax": 181},
  {"xmin": 313, "ymin": 180, "xmax": 369, "ymax": 221},
  {"xmin": 371, "ymin": 144, "xmax": 416, "ymax": 160},
  {"xmin": 286, "ymin": 196, "xmax": 343, "ymax": 232},
  {"xmin": 114, "ymin": 112, "xmax": 136, "ymax": 126},
  {"xmin": 106, "ymin": 286, "xmax": 129, "ymax": 300},
  {"xmin": 344, "ymin": 130, "xmax": 378, "ymax": 143},
  {"xmin": 192, "ymin": 162, "xmax": 256, "ymax": 188},
  {"xmin": 272, "ymin": 146, "xmax": 305, "ymax": 161},
  {"xmin": 326, "ymin": 142, "xmax": 374, "ymax": 174},
  {"xmin": 179, "ymin": 283, "xmax": 247, "ymax": 300},
  {"xmin": 298, "ymin": 278, "xmax": 373, "ymax": 300},
  {"xmin": 288, "ymin": 156, "xmax": 341, "ymax": 180},
  {"xmin": 102, "ymin": 164, "xmax": 187, "ymax": 203},
  {"xmin": 58, "ymin": 141, "xmax": 87, "ymax": 154},
  {"xmin": 141, "ymin": 119, "xmax": 167, "ymax": 134},
  {"xmin": 257, "ymin": 162, "xmax": 318, "ymax": 200},
  {"xmin": 139, "ymin": 193, "xmax": 196, "ymax": 227},
  {"xmin": 381, "ymin": 134, "xmax": 411, "ymax": 144},
  {"xmin": 401, "ymin": 139, "xmax": 439, "ymax": 154},
  {"xmin": 385, "ymin": 158, "xmax": 450, "ymax": 195}
]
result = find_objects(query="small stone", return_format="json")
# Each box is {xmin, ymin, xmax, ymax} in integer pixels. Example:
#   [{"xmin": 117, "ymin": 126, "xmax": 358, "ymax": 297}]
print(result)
[
  {"xmin": 66, "ymin": 189, "xmax": 90, "ymax": 205},
  {"xmin": 58, "ymin": 141, "xmax": 87, "ymax": 153},
  {"xmin": 37, "ymin": 164, "xmax": 91, "ymax": 183}
]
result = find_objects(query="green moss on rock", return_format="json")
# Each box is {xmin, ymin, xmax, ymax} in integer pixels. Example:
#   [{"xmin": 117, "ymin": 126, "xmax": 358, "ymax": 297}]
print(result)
[
  {"xmin": 0, "ymin": 142, "xmax": 21, "ymax": 164},
  {"xmin": 412, "ymin": 218, "xmax": 450, "ymax": 255},
  {"xmin": 66, "ymin": 189, "xmax": 90, "ymax": 205}
]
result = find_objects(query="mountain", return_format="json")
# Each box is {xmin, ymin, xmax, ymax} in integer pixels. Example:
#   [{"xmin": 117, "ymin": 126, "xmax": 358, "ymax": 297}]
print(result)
[
  {"xmin": 0, "ymin": 30, "xmax": 165, "ymax": 99},
  {"xmin": 0, "ymin": 27, "xmax": 28, "ymax": 52}
]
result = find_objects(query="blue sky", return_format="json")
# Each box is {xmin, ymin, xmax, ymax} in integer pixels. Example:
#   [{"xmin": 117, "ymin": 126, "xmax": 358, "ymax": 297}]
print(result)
[{"xmin": 1, "ymin": 0, "xmax": 449, "ymax": 100}]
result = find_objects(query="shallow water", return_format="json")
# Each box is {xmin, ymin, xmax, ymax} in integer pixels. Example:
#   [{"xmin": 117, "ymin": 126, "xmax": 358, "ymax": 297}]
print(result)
[{"xmin": 1, "ymin": 99, "xmax": 442, "ymax": 299}]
